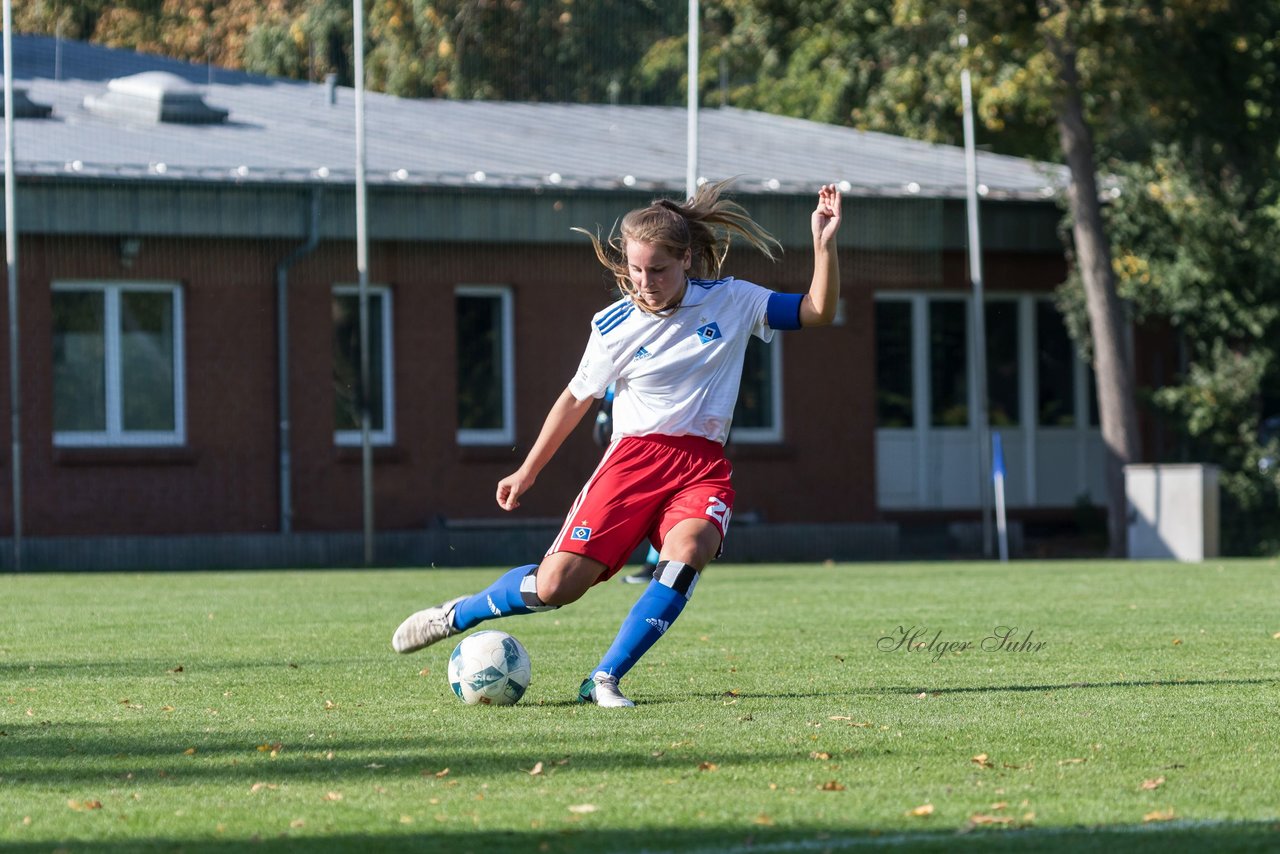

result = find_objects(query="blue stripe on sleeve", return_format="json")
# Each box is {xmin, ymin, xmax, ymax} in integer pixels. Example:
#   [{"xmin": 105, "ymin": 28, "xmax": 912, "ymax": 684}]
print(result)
[{"xmin": 766, "ymin": 292, "xmax": 804, "ymax": 330}]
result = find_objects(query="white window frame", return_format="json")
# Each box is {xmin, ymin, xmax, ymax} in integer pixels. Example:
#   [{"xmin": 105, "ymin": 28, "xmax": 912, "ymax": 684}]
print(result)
[
  {"xmin": 455, "ymin": 284, "xmax": 516, "ymax": 446},
  {"xmin": 732, "ymin": 334, "xmax": 784, "ymax": 444},
  {"xmin": 52, "ymin": 280, "xmax": 186, "ymax": 448},
  {"xmin": 333, "ymin": 284, "xmax": 396, "ymax": 447}
]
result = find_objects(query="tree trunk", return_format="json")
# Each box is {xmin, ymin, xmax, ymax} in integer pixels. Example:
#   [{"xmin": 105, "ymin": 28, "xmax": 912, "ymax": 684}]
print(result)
[{"xmin": 1048, "ymin": 36, "xmax": 1142, "ymax": 557}]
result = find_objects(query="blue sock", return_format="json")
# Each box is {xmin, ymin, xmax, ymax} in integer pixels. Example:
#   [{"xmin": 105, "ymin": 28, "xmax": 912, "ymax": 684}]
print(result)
[
  {"xmin": 451, "ymin": 564, "xmax": 556, "ymax": 631},
  {"xmin": 593, "ymin": 561, "xmax": 699, "ymax": 681}
]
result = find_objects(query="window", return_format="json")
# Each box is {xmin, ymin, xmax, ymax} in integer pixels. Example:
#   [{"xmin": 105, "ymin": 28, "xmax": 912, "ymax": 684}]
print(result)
[
  {"xmin": 1036, "ymin": 300, "xmax": 1076, "ymax": 427},
  {"xmin": 732, "ymin": 335, "xmax": 783, "ymax": 442},
  {"xmin": 52, "ymin": 281, "xmax": 185, "ymax": 446},
  {"xmin": 456, "ymin": 286, "xmax": 514, "ymax": 445},
  {"xmin": 875, "ymin": 300, "xmax": 914, "ymax": 427},
  {"xmin": 929, "ymin": 300, "xmax": 969, "ymax": 427},
  {"xmin": 333, "ymin": 285, "xmax": 395, "ymax": 446},
  {"xmin": 985, "ymin": 301, "xmax": 1020, "ymax": 426}
]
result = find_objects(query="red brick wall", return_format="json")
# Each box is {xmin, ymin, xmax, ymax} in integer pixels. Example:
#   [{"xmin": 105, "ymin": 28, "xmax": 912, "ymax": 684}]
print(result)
[{"xmin": 0, "ymin": 234, "xmax": 1068, "ymax": 538}]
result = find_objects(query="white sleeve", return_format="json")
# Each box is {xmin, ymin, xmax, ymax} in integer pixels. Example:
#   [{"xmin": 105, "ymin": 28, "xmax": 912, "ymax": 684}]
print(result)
[
  {"xmin": 567, "ymin": 328, "xmax": 616, "ymax": 401},
  {"xmin": 737, "ymin": 279, "xmax": 776, "ymax": 343}
]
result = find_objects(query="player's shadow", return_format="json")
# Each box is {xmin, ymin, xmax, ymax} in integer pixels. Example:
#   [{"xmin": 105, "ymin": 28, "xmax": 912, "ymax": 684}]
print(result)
[
  {"xmin": 710, "ymin": 676, "xmax": 1279, "ymax": 702},
  {"xmin": 860, "ymin": 676, "xmax": 1279, "ymax": 695}
]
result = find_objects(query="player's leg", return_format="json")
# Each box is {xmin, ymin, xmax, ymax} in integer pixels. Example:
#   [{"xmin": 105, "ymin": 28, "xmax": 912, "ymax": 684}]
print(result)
[
  {"xmin": 391, "ymin": 552, "xmax": 607, "ymax": 654},
  {"xmin": 394, "ymin": 440, "xmax": 650, "ymax": 655},
  {"xmin": 580, "ymin": 511, "xmax": 727, "ymax": 708}
]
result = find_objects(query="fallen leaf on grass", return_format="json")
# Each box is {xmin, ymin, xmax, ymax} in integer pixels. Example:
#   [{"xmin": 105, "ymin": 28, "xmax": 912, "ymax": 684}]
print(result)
[
  {"xmin": 161, "ymin": 706, "xmax": 176, "ymax": 713},
  {"xmin": 257, "ymin": 742, "xmax": 283, "ymax": 754},
  {"xmin": 1141, "ymin": 776, "xmax": 1166, "ymax": 791},
  {"xmin": 754, "ymin": 814, "xmax": 774, "ymax": 825},
  {"xmin": 828, "ymin": 715, "xmax": 852, "ymax": 721},
  {"xmin": 568, "ymin": 804, "xmax": 598, "ymax": 814},
  {"xmin": 1272, "ymin": 631, "xmax": 1280, "ymax": 640},
  {"xmin": 183, "ymin": 748, "xmax": 197, "ymax": 756},
  {"xmin": 818, "ymin": 780, "xmax": 845, "ymax": 791},
  {"xmin": 67, "ymin": 799, "xmax": 103, "ymax": 811},
  {"xmin": 249, "ymin": 783, "xmax": 278, "ymax": 793},
  {"xmin": 1172, "ymin": 638, "xmax": 1183, "ymax": 645},
  {"xmin": 433, "ymin": 768, "xmax": 450, "ymax": 778},
  {"xmin": 528, "ymin": 762, "xmax": 544, "ymax": 776},
  {"xmin": 971, "ymin": 753, "xmax": 994, "ymax": 769},
  {"xmin": 1057, "ymin": 757, "xmax": 1087, "ymax": 766},
  {"xmin": 418, "ymin": 668, "xmax": 431, "ymax": 677},
  {"xmin": 697, "ymin": 761, "xmax": 718, "ymax": 772},
  {"xmin": 323, "ymin": 700, "xmax": 338, "ymax": 711},
  {"xmin": 990, "ymin": 801, "xmax": 1008, "ymax": 811},
  {"xmin": 289, "ymin": 819, "xmax": 305, "ymax": 829},
  {"xmin": 323, "ymin": 792, "xmax": 343, "ymax": 802},
  {"xmin": 970, "ymin": 814, "xmax": 1013, "ymax": 826},
  {"xmin": 906, "ymin": 804, "xmax": 934, "ymax": 817},
  {"xmin": 1144, "ymin": 809, "xmax": 1176, "ymax": 823},
  {"xmin": 810, "ymin": 751, "xmax": 832, "ymax": 761}
]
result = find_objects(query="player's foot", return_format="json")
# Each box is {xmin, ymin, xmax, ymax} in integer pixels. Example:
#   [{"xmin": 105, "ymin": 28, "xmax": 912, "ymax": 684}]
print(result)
[
  {"xmin": 621, "ymin": 563, "xmax": 658, "ymax": 585},
  {"xmin": 577, "ymin": 672, "xmax": 635, "ymax": 708},
  {"xmin": 391, "ymin": 596, "xmax": 465, "ymax": 653}
]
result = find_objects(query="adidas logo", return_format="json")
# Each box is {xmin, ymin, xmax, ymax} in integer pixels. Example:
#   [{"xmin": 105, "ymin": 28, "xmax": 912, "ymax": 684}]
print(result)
[
  {"xmin": 633, "ymin": 346, "xmax": 652, "ymax": 361},
  {"xmin": 645, "ymin": 617, "xmax": 671, "ymax": 635},
  {"xmin": 487, "ymin": 595, "xmax": 501, "ymax": 616}
]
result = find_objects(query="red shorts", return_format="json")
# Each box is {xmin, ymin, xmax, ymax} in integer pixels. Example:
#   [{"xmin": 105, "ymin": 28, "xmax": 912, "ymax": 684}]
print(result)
[{"xmin": 547, "ymin": 434, "xmax": 734, "ymax": 581}]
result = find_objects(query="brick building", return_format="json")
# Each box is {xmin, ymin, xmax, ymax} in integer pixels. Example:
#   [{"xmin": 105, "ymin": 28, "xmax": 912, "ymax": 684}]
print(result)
[{"xmin": 1, "ymin": 35, "xmax": 1110, "ymax": 568}]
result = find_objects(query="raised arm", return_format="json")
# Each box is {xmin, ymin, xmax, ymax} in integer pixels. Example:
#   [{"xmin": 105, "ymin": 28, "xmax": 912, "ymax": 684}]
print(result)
[
  {"xmin": 496, "ymin": 387, "xmax": 596, "ymax": 511},
  {"xmin": 798, "ymin": 184, "xmax": 843, "ymax": 328}
]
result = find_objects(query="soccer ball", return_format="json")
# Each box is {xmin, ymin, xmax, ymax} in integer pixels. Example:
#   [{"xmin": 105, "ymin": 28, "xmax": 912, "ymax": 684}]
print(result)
[{"xmin": 447, "ymin": 630, "xmax": 532, "ymax": 706}]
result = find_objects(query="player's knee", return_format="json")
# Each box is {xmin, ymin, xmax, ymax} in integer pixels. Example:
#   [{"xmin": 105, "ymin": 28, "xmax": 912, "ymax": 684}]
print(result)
[
  {"xmin": 534, "ymin": 562, "xmax": 591, "ymax": 606},
  {"xmin": 662, "ymin": 535, "xmax": 717, "ymax": 567}
]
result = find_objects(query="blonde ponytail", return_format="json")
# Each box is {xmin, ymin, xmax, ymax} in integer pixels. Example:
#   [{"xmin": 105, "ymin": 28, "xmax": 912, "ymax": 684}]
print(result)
[{"xmin": 574, "ymin": 179, "xmax": 781, "ymax": 312}]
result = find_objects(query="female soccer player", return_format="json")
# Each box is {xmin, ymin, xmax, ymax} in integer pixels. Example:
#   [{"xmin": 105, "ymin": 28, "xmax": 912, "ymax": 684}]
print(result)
[{"xmin": 393, "ymin": 180, "xmax": 842, "ymax": 707}]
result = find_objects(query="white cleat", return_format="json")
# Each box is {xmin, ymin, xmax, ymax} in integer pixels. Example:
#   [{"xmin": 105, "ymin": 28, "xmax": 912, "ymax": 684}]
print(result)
[
  {"xmin": 391, "ymin": 596, "xmax": 466, "ymax": 653},
  {"xmin": 577, "ymin": 671, "xmax": 636, "ymax": 708}
]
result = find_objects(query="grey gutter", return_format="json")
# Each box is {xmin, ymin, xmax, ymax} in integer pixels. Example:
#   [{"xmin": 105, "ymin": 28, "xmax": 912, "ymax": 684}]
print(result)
[{"xmin": 274, "ymin": 186, "xmax": 322, "ymax": 534}]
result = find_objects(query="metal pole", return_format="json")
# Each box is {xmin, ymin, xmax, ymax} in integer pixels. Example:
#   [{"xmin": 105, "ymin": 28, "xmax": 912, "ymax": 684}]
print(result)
[
  {"xmin": 961, "ymin": 60, "xmax": 993, "ymax": 558},
  {"xmin": 686, "ymin": 0, "xmax": 699, "ymax": 200},
  {"xmin": 353, "ymin": 0, "xmax": 374, "ymax": 566},
  {"xmin": 4, "ymin": 0, "xmax": 23, "ymax": 572}
]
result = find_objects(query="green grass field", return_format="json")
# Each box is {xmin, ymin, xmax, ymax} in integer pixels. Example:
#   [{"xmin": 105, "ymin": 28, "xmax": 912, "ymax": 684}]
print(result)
[{"xmin": 2, "ymin": 560, "xmax": 1279, "ymax": 853}]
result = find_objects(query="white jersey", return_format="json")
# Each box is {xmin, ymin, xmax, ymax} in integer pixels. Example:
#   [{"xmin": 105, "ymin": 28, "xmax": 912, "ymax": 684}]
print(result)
[{"xmin": 568, "ymin": 277, "xmax": 777, "ymax": 445}]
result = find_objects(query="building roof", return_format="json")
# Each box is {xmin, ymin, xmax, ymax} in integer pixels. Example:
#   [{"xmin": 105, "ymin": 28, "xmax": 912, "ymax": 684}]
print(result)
[{"xmin": 7, "ymin": 34, "xmax": 1063, "ymax": 201}]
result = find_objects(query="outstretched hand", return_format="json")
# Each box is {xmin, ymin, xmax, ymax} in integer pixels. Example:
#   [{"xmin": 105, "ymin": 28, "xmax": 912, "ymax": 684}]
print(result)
[
  {"xmin": 812, "ymin": 184, "xmax": 842, "ymax": 248},
  {"xmin": 496, "ymin": 470, "xmax": 534, "ymax": 511}
]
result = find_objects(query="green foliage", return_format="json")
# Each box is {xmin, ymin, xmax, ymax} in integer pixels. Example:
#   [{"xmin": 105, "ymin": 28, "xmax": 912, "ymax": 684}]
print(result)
[{"xmin": 1098, "ymin": 150, "xmax": 1280, "ymax": 552}]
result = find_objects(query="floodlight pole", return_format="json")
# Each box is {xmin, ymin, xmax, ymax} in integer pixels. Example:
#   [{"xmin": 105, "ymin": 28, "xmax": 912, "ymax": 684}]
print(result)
[
  {"xmin": 4, "ymin": 0, "xmax": 24, "ymax": 572},
  {"xmin": 353, "ymin": 0, "xmax": 374, "ymax": 566},
  {"xmin": 686, "ymin": 0, "xmax": 699, "ymax": 200},
  {"xmin": 960, "ymin": 29, "xmax": 994, "ymax": 558}
]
